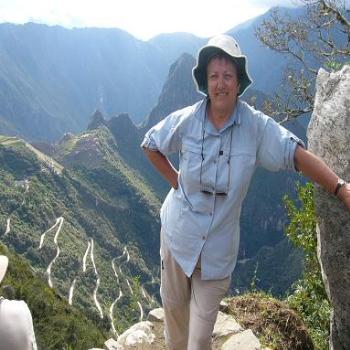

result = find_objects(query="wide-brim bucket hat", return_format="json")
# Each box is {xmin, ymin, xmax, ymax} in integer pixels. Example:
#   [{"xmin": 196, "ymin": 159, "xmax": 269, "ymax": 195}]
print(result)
[
  {"xmin": 193, "ymin": 34, "xmax": 252, "ymax": 97},
  {"xmin": 0, "ymin": 255, "xmax": 9, "ymax": 283}
]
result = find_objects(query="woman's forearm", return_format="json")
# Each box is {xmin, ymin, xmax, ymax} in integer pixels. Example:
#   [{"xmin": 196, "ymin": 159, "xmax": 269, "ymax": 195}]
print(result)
[
  {"xmin": 143, "ymin": 148, "xmax": 179, "ymax": 189},
  {"xmin": 294, "ymin": 145, "xmax": 338, "ymax": 193},
  {"xmin": 294, "ymin": 145, "xmax": 350, "ymax": 210}
]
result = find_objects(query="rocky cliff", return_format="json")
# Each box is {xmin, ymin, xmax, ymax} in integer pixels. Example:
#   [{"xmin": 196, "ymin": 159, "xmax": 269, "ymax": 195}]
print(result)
[{"xmin": 307, "ymin": 65, "xmax": 350, "ymax": 350}]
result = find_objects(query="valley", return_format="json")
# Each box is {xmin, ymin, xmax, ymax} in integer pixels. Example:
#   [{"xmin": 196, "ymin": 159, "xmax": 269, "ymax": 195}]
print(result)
[{"xmin": 0, "ymin": 8, "xmax": 314, "ymax": 348}]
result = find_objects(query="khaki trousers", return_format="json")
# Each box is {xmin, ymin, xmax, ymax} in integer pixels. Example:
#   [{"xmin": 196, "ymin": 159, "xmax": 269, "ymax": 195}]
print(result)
[{"xmin": 160, "ymin": 230, "xmax": 231, "ymax": 350}]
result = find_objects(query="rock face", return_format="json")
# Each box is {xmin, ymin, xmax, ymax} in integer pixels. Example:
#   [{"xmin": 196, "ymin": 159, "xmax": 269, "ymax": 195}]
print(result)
[
  {"xmin": 103, "ymin": 308, "xmax": 270, "ymax": 350},
  {"xmin": 307, "ymin": 65, "xmax": 350, "ymax": 350}
]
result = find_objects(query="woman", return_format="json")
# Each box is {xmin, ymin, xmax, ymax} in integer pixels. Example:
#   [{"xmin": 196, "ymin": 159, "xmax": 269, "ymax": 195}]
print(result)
[
  {"xmin": 0, "ymin": 255, "xmax": 38, "ymax": 350},
  {"xmin": 141, "ymin": 34, "xmax": 350, "ymax": 350}
]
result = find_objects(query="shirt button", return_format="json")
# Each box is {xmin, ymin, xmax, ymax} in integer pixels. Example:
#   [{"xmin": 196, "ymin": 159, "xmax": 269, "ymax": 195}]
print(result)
[
  {"xmin": 209, "ymin": 212, "xmax": 213, "ymax": 216},
  {"xmin": 202, "ymin": 236, "xmax": 206, "ymax": 240}
]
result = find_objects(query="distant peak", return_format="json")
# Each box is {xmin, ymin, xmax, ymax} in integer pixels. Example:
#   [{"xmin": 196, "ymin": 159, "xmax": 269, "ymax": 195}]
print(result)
[
  {"xmin": 87, "ymin": 109, "xmax": 106, "ymax": 130},
  {"xmin": 109, "ymin": 113, "xmax": 133, "ymax": 125}
]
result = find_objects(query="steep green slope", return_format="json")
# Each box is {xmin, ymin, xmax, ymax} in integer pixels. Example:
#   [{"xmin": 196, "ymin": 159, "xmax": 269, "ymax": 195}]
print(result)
[
  {"xmin": 55, "ymin": 126, "xmax": 161, "ymax": 265},
  {"xmin": 0, "ymin": 133, "xmax": 161, "ymax": 338},
  {"xmin": 0, "ymin": 243, "xmax": 106, "ymax": 349},
  {"xmin": 232, "ymin": 238, "xmax": 304, "ymax": 296}
]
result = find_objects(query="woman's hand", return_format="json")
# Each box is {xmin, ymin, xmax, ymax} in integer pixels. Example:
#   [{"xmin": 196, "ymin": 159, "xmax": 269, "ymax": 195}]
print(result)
[{"xmin": 338, "ymin": 183, "xmax": 350, "ymax": 211}]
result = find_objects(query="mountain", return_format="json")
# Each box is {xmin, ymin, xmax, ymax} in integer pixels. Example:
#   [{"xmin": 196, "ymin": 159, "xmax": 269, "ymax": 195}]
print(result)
[
  {"xmin": 143, "ymin": 53, "xmax": 203, "ymax": 129},
  {"xmin": 0, "ymin": 22, "xmax": 171, "ymax": 140},
  {"xmin": 0, "ymin": 6, "xmax": 306, "ymax": 143},
  {"xmin": 0, "ymin": 132, "xmax": 162, "ymax": 338}
]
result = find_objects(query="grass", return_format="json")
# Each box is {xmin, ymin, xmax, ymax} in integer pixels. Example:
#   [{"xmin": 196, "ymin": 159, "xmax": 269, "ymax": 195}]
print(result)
[{"xmin": 227, "ymin": 292, "xmax": 314, "ymax": 350}]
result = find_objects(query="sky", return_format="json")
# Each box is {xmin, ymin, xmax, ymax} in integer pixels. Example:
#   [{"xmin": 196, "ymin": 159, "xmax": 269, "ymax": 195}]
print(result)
[{"xmin": 0, "ymin": 0, "xmax": 298, "ymax": 41}]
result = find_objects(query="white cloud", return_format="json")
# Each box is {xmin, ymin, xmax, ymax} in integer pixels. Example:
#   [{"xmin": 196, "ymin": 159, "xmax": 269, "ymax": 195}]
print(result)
[{"xmin": 0, "ymin": 0, "xmax": 302, "ymax": 40}]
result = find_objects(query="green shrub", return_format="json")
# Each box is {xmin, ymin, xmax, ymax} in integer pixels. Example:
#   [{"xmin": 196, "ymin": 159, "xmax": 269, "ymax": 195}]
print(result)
[{"xmin": 284, "ymin": 182, "xmax": 330, "ymax": 350}]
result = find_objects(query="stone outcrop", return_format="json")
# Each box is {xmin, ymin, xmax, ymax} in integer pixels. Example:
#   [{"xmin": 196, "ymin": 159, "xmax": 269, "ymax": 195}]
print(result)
[
  {"xmin": 114, "ymin": 321, "xmax": 155, "ymax": 349},
  {"xmin": 307, "ymin": 65, "xmax": 350, "ymax": 350},
  {"xmin": 95, "ymin": 307, "xmax": 270, "ymax": 350}
]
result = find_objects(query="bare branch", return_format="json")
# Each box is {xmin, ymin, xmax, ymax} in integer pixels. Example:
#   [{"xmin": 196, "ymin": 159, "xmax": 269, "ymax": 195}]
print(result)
[
  {"xmin": 256, "ymin": 1, "xmax": 349, "ymax": 121},
  {"xmin": 319, "ymin": 0, "xmax": 350, "ymax": 30}
]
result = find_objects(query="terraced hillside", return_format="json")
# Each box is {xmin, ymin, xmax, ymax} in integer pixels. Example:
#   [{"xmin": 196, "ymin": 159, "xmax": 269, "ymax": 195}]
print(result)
[{"xmin": 0, "ymin": 131, "xmax": 162, "ymax": 341}]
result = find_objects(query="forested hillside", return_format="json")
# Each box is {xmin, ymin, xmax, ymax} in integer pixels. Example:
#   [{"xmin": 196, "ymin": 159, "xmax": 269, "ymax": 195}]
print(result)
[
  {"xmin": 0, "ymin": 133, "xmax": 162, "ymax": 344},
  {"xmin": 0, "ymin": 242, "xmax": 106, "ymax": 349}
]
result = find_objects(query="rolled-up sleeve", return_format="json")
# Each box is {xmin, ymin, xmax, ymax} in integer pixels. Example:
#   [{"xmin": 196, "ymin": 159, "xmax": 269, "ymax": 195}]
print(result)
[
  {"xmin": 257, "ymin": 117, "xmax": 305, "ymax": 172},
  {"xmin": 141, "ymin": 111, "xmax": 182, "ymax": 155}
]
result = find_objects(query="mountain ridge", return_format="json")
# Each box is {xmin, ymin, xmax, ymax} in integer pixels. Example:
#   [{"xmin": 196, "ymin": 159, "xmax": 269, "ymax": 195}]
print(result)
[{"xmin": 0, "ymin": 6, "xmax": 305, "ymax": 141}]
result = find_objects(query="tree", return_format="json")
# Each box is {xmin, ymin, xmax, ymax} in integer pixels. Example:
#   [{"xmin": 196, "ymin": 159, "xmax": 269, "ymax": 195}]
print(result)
[{"xmin": 256, "ymin": 0, "xmax": 350, "ymax": 123}]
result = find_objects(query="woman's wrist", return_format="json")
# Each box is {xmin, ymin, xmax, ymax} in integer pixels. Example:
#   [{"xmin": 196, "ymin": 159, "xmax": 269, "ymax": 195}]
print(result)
[
  {"xmin": 334, "ymin": 179, "xmax": 346, "ymax": 196},
  {"xmin": 337, "ymin": 182, "xmax": 350, "ymax": 210}
]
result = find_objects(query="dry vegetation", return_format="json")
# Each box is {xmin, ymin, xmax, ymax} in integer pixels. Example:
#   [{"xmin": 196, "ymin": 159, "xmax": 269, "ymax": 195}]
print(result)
[{"xmin": 227, "ymin": 293, "xmax": 314, "ymax": 350}]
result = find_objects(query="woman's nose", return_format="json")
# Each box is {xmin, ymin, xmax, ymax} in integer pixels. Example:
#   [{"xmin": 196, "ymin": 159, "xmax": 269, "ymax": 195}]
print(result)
[{"xmin": 217, "ymin": 76, "xmax": 225, "ymax": 88}]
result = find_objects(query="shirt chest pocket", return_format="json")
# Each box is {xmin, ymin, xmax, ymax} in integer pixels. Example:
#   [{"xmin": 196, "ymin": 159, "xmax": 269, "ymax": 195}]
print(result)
[
  {"xmin": 179, "ymin": 144, "xmax": 213, "ymax": 213},
  {"xmin": 180, "ymin": 144, "xmax": 203, "ymax": 194},
  {"xmin": 229, "ymin": 152, "xmax": 257, "ymax": 195}
]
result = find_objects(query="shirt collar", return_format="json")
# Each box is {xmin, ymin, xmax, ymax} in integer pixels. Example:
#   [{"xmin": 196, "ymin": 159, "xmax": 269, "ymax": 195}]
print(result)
[{"xmin": 194, "ymin": 98, "xmax": 241, "ymax": 134}]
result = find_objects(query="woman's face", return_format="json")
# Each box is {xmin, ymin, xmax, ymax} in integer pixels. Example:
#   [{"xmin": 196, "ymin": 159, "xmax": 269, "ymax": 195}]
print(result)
[{"xmin": 207, "ymin": 56, "xmax": 240, "ymax": 113}]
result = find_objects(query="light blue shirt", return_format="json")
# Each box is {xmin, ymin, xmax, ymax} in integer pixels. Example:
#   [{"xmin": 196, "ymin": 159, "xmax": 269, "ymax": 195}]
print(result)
[{"xmin": 141, "ymin": 98, "xmax": 304, "ymax": 280}]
